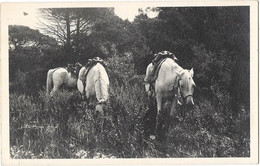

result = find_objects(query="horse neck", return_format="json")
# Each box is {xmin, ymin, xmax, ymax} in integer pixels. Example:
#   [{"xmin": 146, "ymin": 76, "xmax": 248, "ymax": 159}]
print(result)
[
  {"xmin": 94, "ymin": 63, "xmax": 106, "ymax": 76},
  {"xmin": 171, "ymin": 60, "xmax": 184, "ymax": 74},
  {"xmin": 95, "ymin": 62, "xmax": 107, "ymax": 70}
]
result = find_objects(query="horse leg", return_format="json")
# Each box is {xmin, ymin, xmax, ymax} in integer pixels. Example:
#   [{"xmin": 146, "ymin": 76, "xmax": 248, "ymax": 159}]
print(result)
[
  {"xmin": 170, "ymin": 95, "xmax": 177, "ymax": 116},
  {"xmin": 155, "ymin": 94, "xmax": 163, "ymax": 134},
  {"xmin": 50, "ymin": 85, "xmax": 59, "ymax": 96},
  {"xmin": 80, "ymin": 83, "xmax": 86, "ymax": 101},
  {"xmin": 50, "ymin": 77, "xmax": 64, "ymax": 96},
  {"xmin": 86, "ymin": 91, "xmax": 95, "ymax": 108}
]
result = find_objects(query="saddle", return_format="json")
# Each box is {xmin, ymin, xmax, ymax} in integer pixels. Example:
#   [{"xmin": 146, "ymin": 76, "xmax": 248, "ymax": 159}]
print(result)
[
  {"xmin": 86, "ymin": 57, "xmax": 107, "ymax": 69},
  {"xmin": 79, "ymin": 58, "xmax": 106, "ymax": 81},
  {"xmin": 144, "ymin": 51, "xmax": 178, "ymax": 84},
  {"xmin": 146, "ymin": 58, "xmax": 167, "ymax": 83}
]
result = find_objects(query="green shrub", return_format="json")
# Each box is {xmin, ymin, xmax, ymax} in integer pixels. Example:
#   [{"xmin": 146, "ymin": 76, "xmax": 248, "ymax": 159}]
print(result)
[{"xmin": 9, "ymin": 81, "xmax": 250, "ymax": 158}]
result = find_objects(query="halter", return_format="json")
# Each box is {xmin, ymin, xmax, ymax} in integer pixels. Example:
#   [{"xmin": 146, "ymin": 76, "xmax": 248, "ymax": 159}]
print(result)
[{"xmin": 177, "ymin": 78, "xmax": 193, "ymax": 101}]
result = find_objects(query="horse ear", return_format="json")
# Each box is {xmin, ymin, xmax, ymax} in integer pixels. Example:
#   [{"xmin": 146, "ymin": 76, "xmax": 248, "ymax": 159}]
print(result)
[{"xmin": 190, "ymin": 68, "xmax": 194, "ymax": 77}]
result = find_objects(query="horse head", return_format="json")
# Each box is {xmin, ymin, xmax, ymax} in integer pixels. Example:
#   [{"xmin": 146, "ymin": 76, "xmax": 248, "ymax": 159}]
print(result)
[
  {"xmin": 74, "ymin": 62, "xmax": 83, "ymax": 75},
  {"xmin": 75, "ymin": 62, "xmax": 83, "ymax": 69},
  {"xmin": 95, "ymin": 99, "xmax": 107, "ymax": 117},
  {"xmin": 176, "ymin": 68, "xmax": 196, "ymax": 106}
]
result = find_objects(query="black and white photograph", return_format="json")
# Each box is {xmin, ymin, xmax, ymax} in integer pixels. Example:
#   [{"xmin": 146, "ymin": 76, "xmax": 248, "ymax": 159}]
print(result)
[{"xmin": 1, "ymin": 1, "xmax": 258, "ymax": 165}]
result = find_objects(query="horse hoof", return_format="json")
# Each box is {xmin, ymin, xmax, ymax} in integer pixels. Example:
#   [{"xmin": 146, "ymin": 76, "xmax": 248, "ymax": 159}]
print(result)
[{"xmin": 149, "ymin": 135, "xmax": 156, "ymax": 140}]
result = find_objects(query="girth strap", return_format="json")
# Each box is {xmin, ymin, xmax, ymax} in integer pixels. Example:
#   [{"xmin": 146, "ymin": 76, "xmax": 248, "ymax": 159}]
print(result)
[{"xmin": 82, "ymin": 65, "xmax": 95, "ymax": 97}]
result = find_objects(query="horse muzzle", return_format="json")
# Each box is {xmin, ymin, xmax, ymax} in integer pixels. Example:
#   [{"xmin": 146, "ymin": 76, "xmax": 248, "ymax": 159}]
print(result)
[
  {"xmin": 96, "ymin": 101, "xmax": 107, "ymax": 117},
  {"xmin": 184, "ymin": 95, "xmax": 194, "ymax": 106}
]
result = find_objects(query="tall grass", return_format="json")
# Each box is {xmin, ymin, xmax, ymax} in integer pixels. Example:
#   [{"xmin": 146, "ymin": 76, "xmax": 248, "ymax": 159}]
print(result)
[
  {"xmin": 9, "ymin": 54, "xmax": 249, "ymax": 158},
  {"xmin": 10, "ymin": 82, "xmax": 152, "ymax": 158},
  {"xmin": 10, "ymin": 78, "xmax": 249, "ymax": 158}
]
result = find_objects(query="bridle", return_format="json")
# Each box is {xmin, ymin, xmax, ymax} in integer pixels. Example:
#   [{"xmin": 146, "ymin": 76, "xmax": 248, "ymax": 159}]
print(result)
[{"xmin": 177, "ymin": 78, "xmax": 193, "ymax": 101}]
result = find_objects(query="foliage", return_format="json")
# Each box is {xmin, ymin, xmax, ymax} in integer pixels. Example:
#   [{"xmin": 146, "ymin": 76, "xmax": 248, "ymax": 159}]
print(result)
[
  {"xmin": 39, "ymin": 8, "xmax": 131, "ymax": 62},
  {"xmin": 10, "ymin": 81, "xmax": 250, "ymax": 158},
  {"xmin": 166, "ymin": 98, "xmax": 249, "ymax": 157},
  {"xmin": 9, "ymin": 25, "xmax": 57, "ymax": 50},
  {"xmin": 106, "ymin": 53, "xmax": 135, "ymax": 85}
]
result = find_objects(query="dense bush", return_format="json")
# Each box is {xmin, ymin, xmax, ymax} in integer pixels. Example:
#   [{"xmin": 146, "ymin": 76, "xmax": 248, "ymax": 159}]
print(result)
[
  {"xmin": 10, "ymin": 82, "xmax": 149, "ymax": 158},
  {"xmin": 10, "ymin": 77, "xmax": 250, "ymax": 158}
]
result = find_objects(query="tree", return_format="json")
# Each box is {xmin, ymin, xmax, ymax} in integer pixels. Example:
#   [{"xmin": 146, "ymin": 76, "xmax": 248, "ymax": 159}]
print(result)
[
  {"xmin": 9, "ymin": 25, "xmax": 59, "ymax": 94},
  {"xmin": 40, "ymin": 8, "xmax": 125, "ymax": 62},
  {"xmin": 9, "ymin": 25, "xmax": 57, "ymax": 51}
]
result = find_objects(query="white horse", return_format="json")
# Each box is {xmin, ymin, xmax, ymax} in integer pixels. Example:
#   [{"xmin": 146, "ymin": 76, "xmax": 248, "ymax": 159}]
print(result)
[
  {"xmin": 144, "ymin": 58, "xmax": 196, "ymax": 132},
  {"xmin": 77, "ymin": 62, "xmax": 109, "ymax": 115},
  {"xmin": 46, "ymin": 63, "xmax": 82, "ymax": 96}
]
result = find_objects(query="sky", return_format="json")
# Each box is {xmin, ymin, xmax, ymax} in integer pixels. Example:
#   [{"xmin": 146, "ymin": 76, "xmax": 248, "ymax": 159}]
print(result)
[
  {"xmin": 7, "ymin": 6, "xmax": 158, "ymax": 33},
  {"xmin": 7, "ymin": 7, "xmax": 40, "ymax": 29}
]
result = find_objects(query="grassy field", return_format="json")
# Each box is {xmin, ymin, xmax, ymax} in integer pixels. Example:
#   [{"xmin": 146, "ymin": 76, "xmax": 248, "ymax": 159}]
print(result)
[{"xmin": 9, "ymin": 77, "xmax": 250, "ymax": 158}]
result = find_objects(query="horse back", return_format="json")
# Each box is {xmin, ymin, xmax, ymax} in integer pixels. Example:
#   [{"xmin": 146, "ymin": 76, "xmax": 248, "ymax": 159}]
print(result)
[
  {"xmin": 52, "ymin": 68, "xmax": 68, "ymax": 80},
  {"xmin": 79, "ymin": 63, "xmax": 109, "ymax": 101},
  {"xmin": 91, "ymin": 63, "xmax": 109, "ymax": 100},
  {"xmin": 90, "ymin": 63, "xmax": 108, "ymax": 80},
  {"xmin": 156, "ymin": 58, "xmax": 179, "ymax": 92},
  {"xmin": 52, "ymin": 67, "xmax": 77, "ymax": 87}
]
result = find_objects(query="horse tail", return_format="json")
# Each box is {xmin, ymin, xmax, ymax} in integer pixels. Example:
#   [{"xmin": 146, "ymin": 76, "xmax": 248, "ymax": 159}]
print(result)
[
  {"xmin": 95, "ymin": 66, "xmax": 109, "ymax": 103},
  {"xmin": 46, "ymin": 69, "xmax": 54, "ymax": 95}
]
